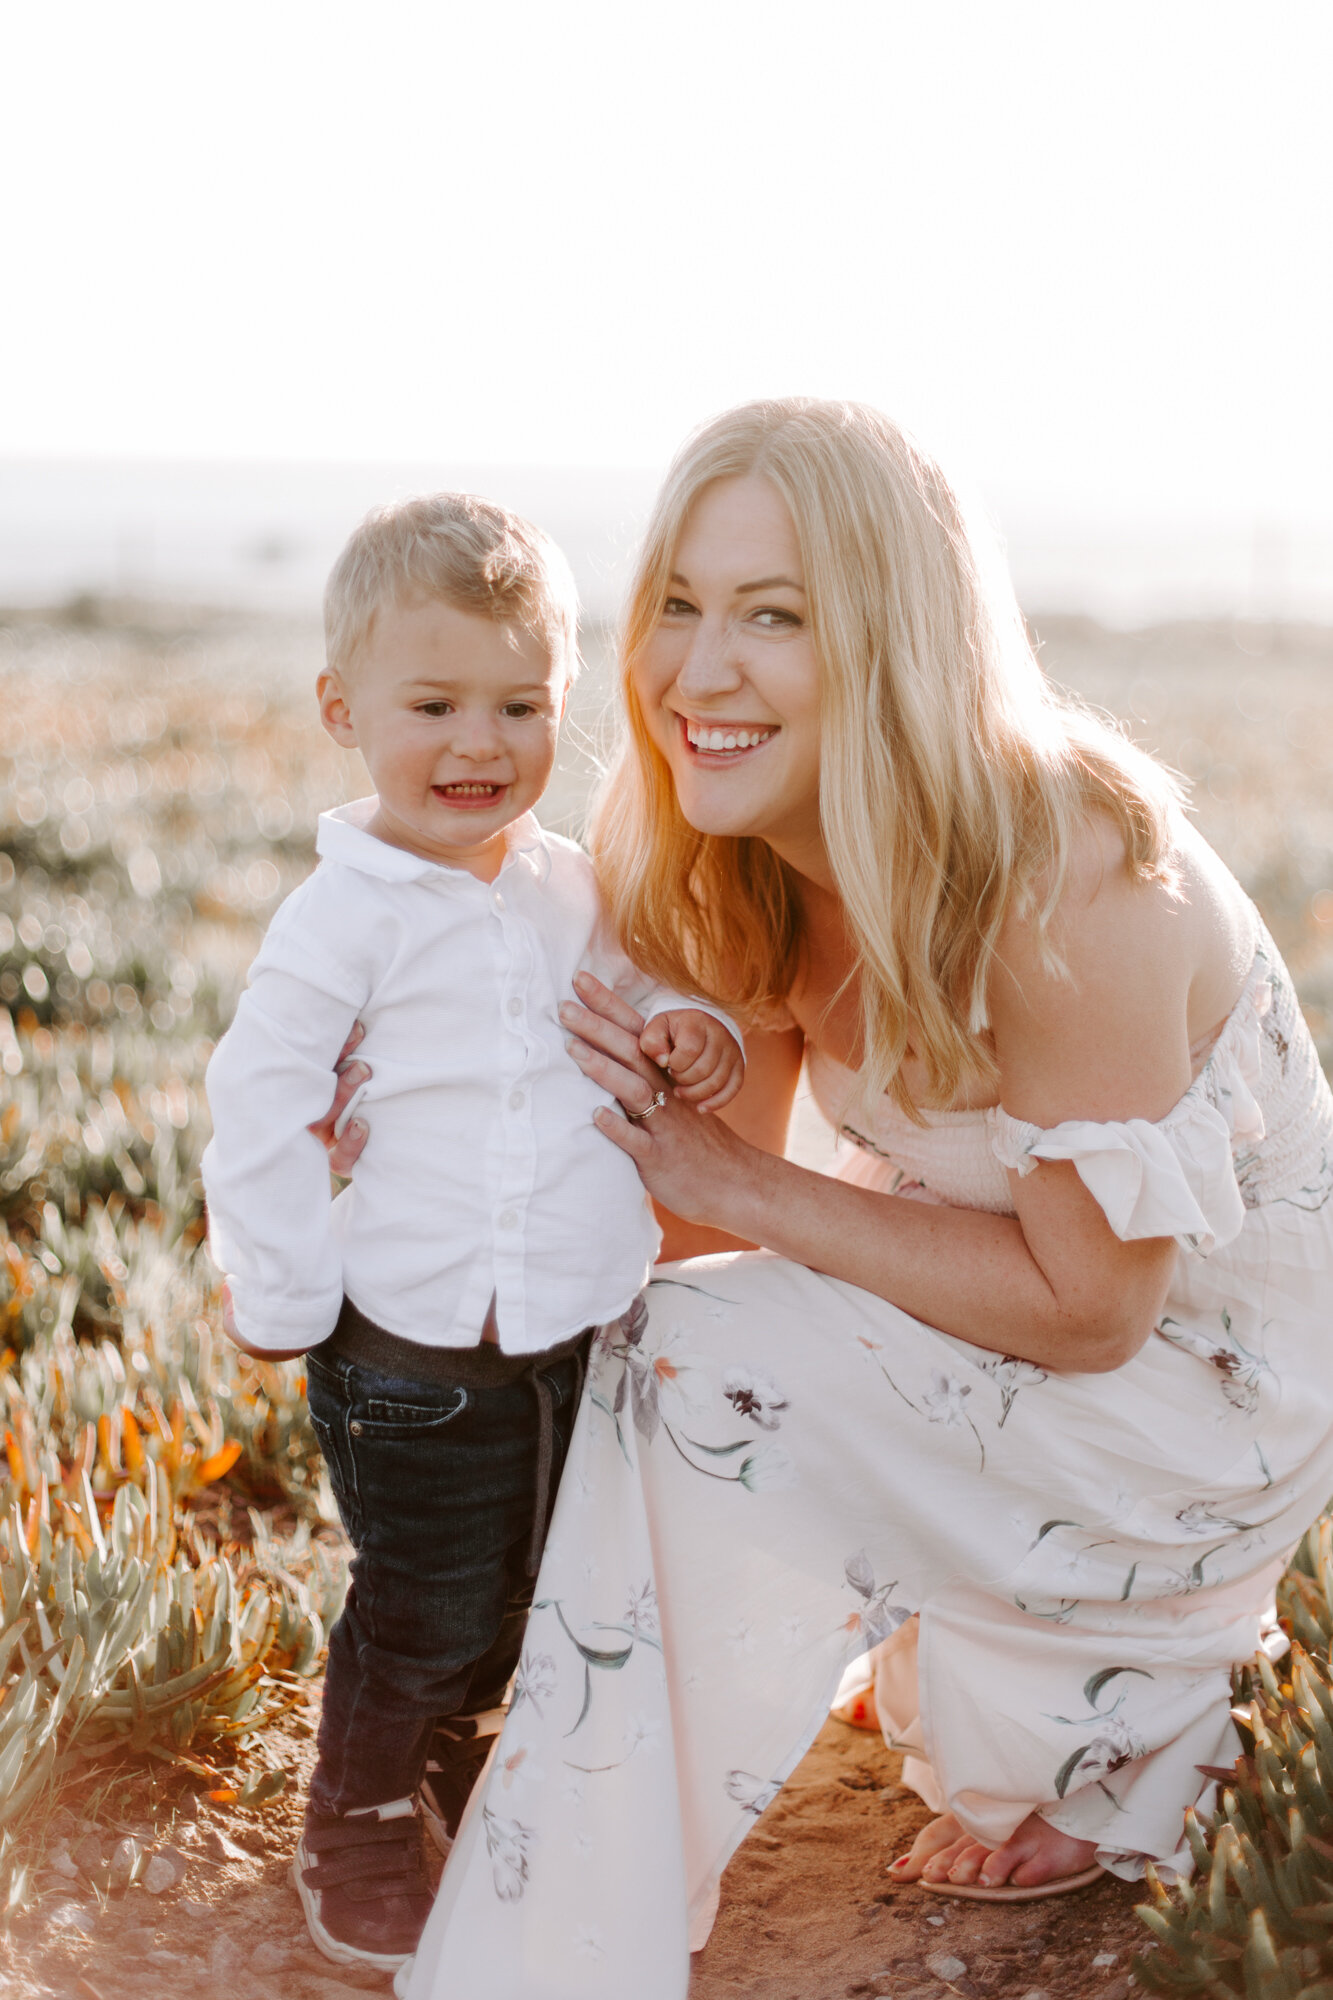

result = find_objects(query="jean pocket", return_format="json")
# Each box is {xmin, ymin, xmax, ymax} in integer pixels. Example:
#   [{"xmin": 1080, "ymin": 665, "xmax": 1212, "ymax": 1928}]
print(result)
[
  {"xmin": 358, "ymin": 1387, "xmax": 469, "ymax": 1437},
  {"xmin": 307, "ymin": 1408, "xmax": 362, "ymax": 1544}
]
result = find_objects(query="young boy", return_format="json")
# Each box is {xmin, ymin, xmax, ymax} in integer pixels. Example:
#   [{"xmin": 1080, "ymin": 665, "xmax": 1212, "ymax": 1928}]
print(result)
[{"xmin": 201, "ymin": 494, "xmax": 743, "ymax": 1974}]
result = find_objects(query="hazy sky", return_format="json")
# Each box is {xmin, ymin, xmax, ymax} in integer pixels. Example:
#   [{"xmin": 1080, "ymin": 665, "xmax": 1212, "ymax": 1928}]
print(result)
[{"xmin": 4, "ymin": 1, "xmax": 1331, "ymax": 524}]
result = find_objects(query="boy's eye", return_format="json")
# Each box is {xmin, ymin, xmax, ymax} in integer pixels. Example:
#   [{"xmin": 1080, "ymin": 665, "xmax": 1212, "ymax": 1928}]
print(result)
[
  {"xmin": 502, "ymin": 702, "xmax": 538, "ymax": 718},
  {"xmin": 417, "ymin": 700, "xmax": 453, "ymax": 717}
]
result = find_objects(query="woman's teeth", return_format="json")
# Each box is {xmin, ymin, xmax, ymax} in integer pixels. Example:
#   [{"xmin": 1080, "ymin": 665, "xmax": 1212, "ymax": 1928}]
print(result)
[{"xmin": 684, "ymin": 722, "xmax": 775, "ymax": 752}]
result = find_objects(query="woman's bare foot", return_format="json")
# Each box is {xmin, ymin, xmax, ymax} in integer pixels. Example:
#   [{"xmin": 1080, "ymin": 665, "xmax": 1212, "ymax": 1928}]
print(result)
[
  {"xmin": 832, "ymin": 1683, "xmax": 880, "ymax": 1731},
  {"xmin": 888, "ymin": 1810, "xmax": 1097, "ymax": 1891}
]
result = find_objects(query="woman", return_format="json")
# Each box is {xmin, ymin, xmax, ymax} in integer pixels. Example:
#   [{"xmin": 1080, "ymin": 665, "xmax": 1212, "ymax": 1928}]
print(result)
[{"xmin": 325, "ymin": 400, "xmax": 1333, "ymax": 2000}]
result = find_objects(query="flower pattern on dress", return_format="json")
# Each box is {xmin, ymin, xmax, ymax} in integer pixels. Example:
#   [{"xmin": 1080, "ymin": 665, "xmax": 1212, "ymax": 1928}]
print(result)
[
  {"xmin": 842, "ymin": 1551, "xmax": 913, "ymax": 1646},
  {"xmin": 483, "ymin": 1806, "xmax": 534, "ymax": 1901},
  {"xmin": 724, "ymin": 1770, "xmax": 782, "ymax": 1816},
  {"xmin": 723, "ymin": 1365, "xmax": 789, "ymax": 1430},
  {"xmin": 511, "ymin": 1650, "xmax": 558, "ymax": 1718}
]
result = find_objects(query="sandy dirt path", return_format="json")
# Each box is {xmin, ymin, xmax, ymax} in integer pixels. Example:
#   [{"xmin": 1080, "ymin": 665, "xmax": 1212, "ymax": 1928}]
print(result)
[{"xmin": 5, "ymin": 1694, "xmax": 1151, "ymax": 2000}]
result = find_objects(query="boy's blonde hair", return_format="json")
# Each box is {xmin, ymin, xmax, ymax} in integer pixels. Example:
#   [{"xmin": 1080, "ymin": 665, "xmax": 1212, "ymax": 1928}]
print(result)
[
  {"xmin": 590, "ymin": 397, "xmax": 1183, "ymax": 1115},
  {"xmin": 324, "ymin": 492, "xmax": 579, "ymax": 680}
]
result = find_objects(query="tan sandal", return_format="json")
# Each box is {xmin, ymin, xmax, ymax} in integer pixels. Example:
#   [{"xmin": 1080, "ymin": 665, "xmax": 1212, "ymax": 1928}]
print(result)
[{"xmin": 915, "ymin": 1863, "xmax": 1105, "ymax": 1903}]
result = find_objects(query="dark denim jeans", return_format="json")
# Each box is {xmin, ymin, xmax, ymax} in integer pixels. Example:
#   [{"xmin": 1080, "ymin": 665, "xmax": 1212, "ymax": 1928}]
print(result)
[{"xmin": 304, "ymin": 1340, "xmax": 585, "ymax": 1817}]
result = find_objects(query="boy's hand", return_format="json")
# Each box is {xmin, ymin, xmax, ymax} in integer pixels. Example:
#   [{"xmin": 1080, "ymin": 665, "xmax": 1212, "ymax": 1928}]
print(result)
[
  {"xmin": 639, "ymin": 1010, "xmax": 744, "ymax": 1112},
  {"xmin": 220, "ymin": 1282, "xmax": 310, "ymax": 1363}
]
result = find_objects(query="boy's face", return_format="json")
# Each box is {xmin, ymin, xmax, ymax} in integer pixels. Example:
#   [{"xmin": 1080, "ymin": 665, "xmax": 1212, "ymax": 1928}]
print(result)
[{"xmin": 318, "ymin": 596, "xmax": 568, "ymax": 879}]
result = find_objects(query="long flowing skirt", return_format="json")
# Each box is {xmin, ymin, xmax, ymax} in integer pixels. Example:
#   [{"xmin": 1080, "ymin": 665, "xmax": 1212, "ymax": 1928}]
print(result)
[{"xmin": 402, "ymin": 1211, "xmax": 1333, "ymax": 2000}]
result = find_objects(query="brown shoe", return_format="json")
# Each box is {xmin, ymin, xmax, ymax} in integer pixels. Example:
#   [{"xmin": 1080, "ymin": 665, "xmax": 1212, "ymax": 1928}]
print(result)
[{"xmin": 292, "ymin": 1798, "xmax": 433, "ymax": 1971}]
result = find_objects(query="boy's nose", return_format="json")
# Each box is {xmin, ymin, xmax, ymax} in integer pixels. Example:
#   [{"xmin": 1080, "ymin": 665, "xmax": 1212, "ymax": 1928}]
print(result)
[{"xmin": 446, "ymin": 716, "xmax": 505, "ymax": 760}]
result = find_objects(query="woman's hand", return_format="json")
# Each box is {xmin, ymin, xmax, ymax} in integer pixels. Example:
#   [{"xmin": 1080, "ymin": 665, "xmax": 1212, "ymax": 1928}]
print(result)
[
  {"xmin": 560, "ymin": 973, "xmax": 761, "ymax": 1229},
  {"xmin": 309, "ymin": 1021, "xmax": 371, "ymax": 1175}
]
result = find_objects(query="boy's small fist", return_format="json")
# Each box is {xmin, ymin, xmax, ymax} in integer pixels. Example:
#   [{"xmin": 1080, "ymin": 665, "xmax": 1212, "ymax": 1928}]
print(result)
[{"xmin": 639, "ymin": 1010, "xmax": 744, "ymax": 1112}]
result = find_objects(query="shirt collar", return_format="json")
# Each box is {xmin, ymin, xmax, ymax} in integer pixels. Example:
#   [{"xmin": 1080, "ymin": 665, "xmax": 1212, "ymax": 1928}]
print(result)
[{"xmin": 316, "ymin": 797, "xmax": 554, "ymax": 885}]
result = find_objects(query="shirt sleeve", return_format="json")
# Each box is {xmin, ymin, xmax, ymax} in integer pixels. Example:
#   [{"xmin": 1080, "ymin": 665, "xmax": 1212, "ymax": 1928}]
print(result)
[
  {"xmin": 201, "ymin": 917, "xmax": 370, "ymax": 1352},
  {"xmin": 579, "ymin": 921, "xmax": 744, "ymax": 1058}
]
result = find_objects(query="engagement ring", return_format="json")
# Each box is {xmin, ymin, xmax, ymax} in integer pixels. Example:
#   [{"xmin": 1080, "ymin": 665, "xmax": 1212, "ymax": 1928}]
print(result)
[{"xmin": 628, "ymin": 1089, "xmax": 667, "ymax": 1122}]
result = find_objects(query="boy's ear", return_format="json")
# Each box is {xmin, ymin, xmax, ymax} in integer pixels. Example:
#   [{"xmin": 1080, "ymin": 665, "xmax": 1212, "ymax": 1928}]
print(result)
[{"xmin": 317, "ymin": 669, "xmax": 359, "ymax": 748}]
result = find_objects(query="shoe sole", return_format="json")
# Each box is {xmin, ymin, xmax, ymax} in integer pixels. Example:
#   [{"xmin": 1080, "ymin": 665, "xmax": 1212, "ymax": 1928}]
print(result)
[
  {"xmin": 916, "ymin": 1862, "xmax": 1105, "ymax": 1902},
  {"xmin": 290, "ymin": 1855, "xmax": 415, "ymax": 1973}
]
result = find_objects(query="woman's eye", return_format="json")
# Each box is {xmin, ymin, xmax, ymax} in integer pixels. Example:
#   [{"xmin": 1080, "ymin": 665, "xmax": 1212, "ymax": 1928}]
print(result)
[
  {"xmin": 662, "ymin": 596, "xmax": 698, "ymax": 619},
  {"xmin": 752, "ymin": 607, "xmax": 801, "ymax": 630}
]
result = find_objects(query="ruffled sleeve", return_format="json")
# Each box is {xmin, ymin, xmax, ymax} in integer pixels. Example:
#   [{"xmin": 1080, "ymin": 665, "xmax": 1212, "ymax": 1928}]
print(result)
[{"xmin": 988, "ymin": 989, "xmax": 1267, "ymax": 1257}]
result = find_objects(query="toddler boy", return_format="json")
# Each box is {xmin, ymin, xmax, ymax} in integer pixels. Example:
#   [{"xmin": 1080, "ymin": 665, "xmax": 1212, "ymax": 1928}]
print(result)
[{"xmin": 201, "ymin": 494, "xmax": 742, "ymax": 1973}]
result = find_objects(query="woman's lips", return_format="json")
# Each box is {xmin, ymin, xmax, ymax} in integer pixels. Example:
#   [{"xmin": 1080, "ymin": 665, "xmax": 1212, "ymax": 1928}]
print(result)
[
  {"xmin": 678, "ymin": 716, "xmax": 777, "ymax": 758},
  {"xmin": 431, "ymin": 781, "xmax": 509, "ymax": 810}
]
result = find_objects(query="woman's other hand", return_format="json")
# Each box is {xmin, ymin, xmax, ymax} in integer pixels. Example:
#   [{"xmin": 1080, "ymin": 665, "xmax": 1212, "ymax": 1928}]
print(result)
[{"xmin": 308, "ymin": 1020, "xmax": 371, "ymax": 1175}]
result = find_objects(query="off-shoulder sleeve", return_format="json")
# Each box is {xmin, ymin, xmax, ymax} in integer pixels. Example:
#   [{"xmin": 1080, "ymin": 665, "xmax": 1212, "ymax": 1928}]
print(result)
[{"xmin": 988, "ymin": 1009, "xmax": 1266, "ymax": 1257}]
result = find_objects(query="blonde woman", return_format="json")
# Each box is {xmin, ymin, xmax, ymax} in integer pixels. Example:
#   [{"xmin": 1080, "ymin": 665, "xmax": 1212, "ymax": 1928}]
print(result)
[{"xmin": 319, "ymin": 402, "xmax": 1333, "ymax": 2000}]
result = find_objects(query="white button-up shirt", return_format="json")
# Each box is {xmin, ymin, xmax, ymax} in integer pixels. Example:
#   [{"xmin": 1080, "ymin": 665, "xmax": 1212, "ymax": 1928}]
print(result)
[{"xmin": 202, "ymin": 799, "xmax": 736, "ymax": 1356}]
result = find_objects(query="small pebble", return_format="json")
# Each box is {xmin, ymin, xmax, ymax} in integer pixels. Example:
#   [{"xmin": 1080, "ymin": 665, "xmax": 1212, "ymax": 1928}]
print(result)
[
  {"xmin": 120, "ymin": 1925, "xmax": 156, "ymax": 1954},
  {"xmin": 71, "ymin": 1833, "xmax": 104, "ymax": 1876},
  {"xmin": 926, "ymin": 1913, "xmax": 946, "ymax": 1926},
  {"xmin": 1019, "ymin": 1990, "xmax": 1054, "ymax": 2000},
  {"xmin": 926, "ymin": 1953, "xmax": 968, "ymax": 1981},
  {"xmin": 143, "ymin": 1847, "xmax": 189, "ymax": 1894},
  {"xmin": 1093, "ymin": 1953, "xmax": 1118, "ymax": 1967},
  {"xmin": 108, "ymin": 1835, "xmax": 144, "ymax": 1890},
  {"xmin": 145, "ymin": 1951, "xmax": 184, "ymax": 1970},
  {"xmin": 253, "ymin": 1940, "xmax": 290, "ymax": 1974},
  {"xmin": 211, "ymin": 1933, "xmax": 247, "ymax": 1982},
  {"xmin": 201, "ymin": 1824, "xmax": 252, "ymax": 1864},
  {"xmin": 180, "ymin": 1894, "xmax": 212, "ymax": 1917},
  {"xmin": 49, "ymin": 1900, "xmax": 97, "ymax": 1936},
  {"xmin": 48, "ymin": 1844, "xmax": 81, "ymax": 1881}
]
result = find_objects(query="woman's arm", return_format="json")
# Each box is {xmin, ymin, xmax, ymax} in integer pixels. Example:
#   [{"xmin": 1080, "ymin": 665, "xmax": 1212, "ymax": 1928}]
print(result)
[{"xmin": 566, "ymin": 857, "xmax": 1195, "ymax": 1373}]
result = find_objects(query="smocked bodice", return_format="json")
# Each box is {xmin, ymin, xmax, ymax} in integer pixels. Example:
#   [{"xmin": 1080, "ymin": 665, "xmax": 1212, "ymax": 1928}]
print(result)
[{"xmin": 808, "ymin": 930, "xmax": 1333, "ymax": 1249}]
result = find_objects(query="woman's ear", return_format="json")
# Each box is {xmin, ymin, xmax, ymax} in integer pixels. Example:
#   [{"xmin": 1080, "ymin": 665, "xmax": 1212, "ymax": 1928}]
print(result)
[{"xmin": 317, "ymin": 669, "xmax": 359, "ymax": 747}]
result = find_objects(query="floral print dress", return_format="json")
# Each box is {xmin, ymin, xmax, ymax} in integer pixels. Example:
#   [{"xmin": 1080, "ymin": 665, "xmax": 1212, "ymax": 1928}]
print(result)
[{"xmin": 400, "ymin": 931, "xmax": 1333, "ymax": 2000}]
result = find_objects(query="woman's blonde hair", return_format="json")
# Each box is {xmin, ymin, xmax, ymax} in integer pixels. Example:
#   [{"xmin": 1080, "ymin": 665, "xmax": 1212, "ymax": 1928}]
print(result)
[{"xmin": 590, "ymin": 397, "xmax": 1183, "ymax": 1113}]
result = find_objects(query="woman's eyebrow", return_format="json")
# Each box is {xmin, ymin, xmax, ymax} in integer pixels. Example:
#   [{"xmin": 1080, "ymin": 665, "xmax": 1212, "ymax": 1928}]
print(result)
[{"xmin": 667, "ymin": 571, "xmax": 805, "ymax": 594}]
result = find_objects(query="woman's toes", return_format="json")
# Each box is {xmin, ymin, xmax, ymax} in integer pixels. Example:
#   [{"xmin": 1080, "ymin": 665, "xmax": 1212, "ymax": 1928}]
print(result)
[
  {"xmin": 919, "ymin": 1838, "xmax": 973, "ymax": 1882},
  {"xmin": 945, "ymin": 1842, "xmax": 993, "ymax": 1885}
]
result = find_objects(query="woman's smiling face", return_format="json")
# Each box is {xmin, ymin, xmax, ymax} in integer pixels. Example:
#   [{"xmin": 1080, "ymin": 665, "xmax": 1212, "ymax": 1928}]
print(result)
[{"xmin": 633, "ymin": 475, "xmax": 826, "ymax": 877}]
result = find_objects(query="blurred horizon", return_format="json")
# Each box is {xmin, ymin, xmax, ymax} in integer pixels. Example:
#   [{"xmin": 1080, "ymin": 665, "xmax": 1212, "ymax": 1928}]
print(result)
[{"xmin": 4, "ymin": 455, "xmax": 1330, "ymax": 631}]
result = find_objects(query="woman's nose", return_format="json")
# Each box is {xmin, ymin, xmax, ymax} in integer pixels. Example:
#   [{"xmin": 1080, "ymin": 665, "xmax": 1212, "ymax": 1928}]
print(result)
[{"xmin": 674, "ymin": 619, "xmax": 744, "ymax": 700}]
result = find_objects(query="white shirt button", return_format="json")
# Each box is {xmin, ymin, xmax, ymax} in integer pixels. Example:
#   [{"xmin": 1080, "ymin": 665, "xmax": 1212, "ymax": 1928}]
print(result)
[
  {"xmin": 498, "ymin": 1208, "xmax": 518, "ymax": 1230},
  {"xmin": 508, "ymin": 1089, "xmax": 525, "ymax": 1110},
  {"xmin": 507, "ymin": 996, "xmax": 523, "ymax": 1016},
  {"xmin": 493, "ymin": 892, "xmax": 505, "ymax": 912}
]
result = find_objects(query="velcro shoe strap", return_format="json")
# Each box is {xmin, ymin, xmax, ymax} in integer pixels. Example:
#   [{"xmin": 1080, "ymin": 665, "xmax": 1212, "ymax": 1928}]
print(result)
[
  {"xmin": 302, "ymin": 1848, "xmax": 415, "ymax": 1893},
  {"xmin": 303, "ymin": 1816, "xmax": 416, "ymax": 1855}
]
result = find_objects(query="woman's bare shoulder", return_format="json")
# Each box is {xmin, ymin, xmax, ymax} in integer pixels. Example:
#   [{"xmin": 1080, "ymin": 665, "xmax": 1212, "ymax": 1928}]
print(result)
[{"xmin": 988, "ymin": 811, "xmax": 1252, "ymax": 1126}]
